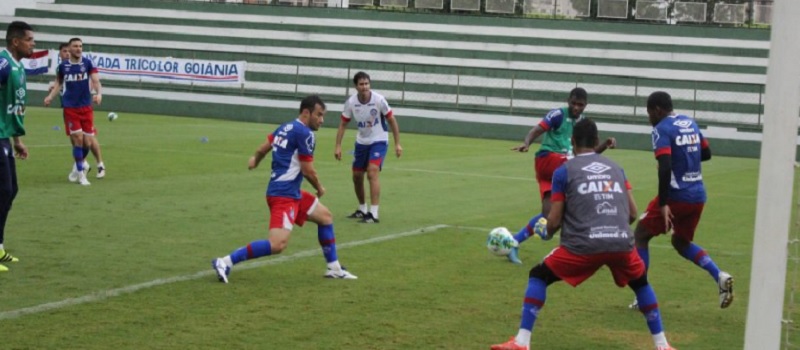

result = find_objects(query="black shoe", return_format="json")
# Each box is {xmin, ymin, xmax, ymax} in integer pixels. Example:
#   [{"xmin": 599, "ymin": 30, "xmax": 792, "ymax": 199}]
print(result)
[
  {"xmin": 347, "ymin": 210, "xmax": 366, "ymax": 219},
  {"xmin": 360, "ymin": 213, "xmax": 379, "ymax": 224}
]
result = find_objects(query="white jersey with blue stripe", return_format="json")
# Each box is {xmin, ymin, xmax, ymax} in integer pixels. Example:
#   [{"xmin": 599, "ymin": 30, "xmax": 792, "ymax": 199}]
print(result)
[
  {"xmin": 341, "ymin": 91, "xmax": 393, "ymax": 145},
  {"xmin": 266, "ymin": 119, "xmax": 315, "ymax": 199}
]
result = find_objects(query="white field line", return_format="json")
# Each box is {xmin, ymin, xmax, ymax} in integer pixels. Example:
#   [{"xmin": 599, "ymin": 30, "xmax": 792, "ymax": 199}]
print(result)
[{"xmin": 0, "ymin": 224, "xmax": 449, "ymax": 320}]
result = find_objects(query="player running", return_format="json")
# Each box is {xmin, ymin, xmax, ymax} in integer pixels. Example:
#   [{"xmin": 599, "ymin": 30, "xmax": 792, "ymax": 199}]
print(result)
[{"xmin": 212, "ymin": 95, "xmax": 357, "ymax": 283}]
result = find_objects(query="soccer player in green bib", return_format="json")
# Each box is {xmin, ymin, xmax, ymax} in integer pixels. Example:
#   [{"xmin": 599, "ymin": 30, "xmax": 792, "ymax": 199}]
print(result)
[
  {"xmin": 0, "ymin": 21, "xmax": 34, "ymax": 272},
  {"xmin": 507, "ymin": 88, "xmax": 615, "ymax": 264}
]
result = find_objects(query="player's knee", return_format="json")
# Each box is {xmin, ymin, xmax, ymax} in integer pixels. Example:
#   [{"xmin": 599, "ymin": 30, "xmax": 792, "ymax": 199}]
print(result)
[
  {"xmin": 628, "ymin": 274, "xmax": 649, "ymax": 291},
  {"xmin": 310, "ymin": 203, "xmax": 333, "ymax": 225},
  {"xmin": 268, "ymin": 238, "xmax": 289, "ymax": 254},
  {"xmin": 528, "ymin": 263, "xmax": 560, "ymax": 285},
  {"xmin": 670, "ymin": 235, "xmax": 689, "ymax": 251}
]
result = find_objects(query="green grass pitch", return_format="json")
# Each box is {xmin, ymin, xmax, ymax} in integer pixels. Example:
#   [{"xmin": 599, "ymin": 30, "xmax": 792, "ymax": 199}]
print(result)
[{"xmin": 0, "ymin": 107, "xmax": 767, "ymax": 349}]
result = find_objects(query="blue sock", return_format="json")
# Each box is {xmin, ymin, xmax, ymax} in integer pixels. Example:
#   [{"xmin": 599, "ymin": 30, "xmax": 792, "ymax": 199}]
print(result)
[
  {"xmin": 680, "ymin": 243, "xmax": 720, "ymax": 281},
  {"xmin": 514, "ymin": 213, "xmax": 544, "ymax": 244},
  {"xmin": 633, "ymin": 283, "xmax": 664, "ymax": 335},
  {"xmin": 230, "ymin": 240, "xmax": 271, "ymax": 265},
  {"xmin": 519, "ymin": 277, "xmax": 547, "ymax": 331},
  {"xmin": 637, "ymin": 247, "xmax": 650, "ymax": 271},
  {"xmin": 318, "ymin": 224, "xmax": 338, "ymax": 263},
  {"xmin": 73, "ymin": 146, "xmax": 84, "ymax": 171}
]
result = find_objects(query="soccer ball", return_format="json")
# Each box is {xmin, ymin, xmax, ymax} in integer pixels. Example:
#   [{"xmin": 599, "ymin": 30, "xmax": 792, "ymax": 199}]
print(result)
[
  {"xmin": 107, "ymin": 112, "xmax": 118, "ymax": 121},
  {"xmin": 486, "ymin": 227, "xmax": 517, "ymax": 256}
]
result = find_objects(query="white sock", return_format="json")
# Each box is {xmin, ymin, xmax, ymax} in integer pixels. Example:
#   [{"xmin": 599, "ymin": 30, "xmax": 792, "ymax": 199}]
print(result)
[
  {"xmin": 370, "ymin": 205, "xmax": 379, "ymax": 218},
  {"xmin": 222, "ymin": 256, "xmax": 233, "ymax": 268},
  {"xmin": 358, "ymin": 204, "xmax": 367, "ymax": 213},
  {"xmin": 97, "ymin": 162, "xmax": 104, "ymax": 168},
  {"xmin": 0, "ymin": 243, "xmax": 4, "ymax": 250},
  {"xmin": 327, "ymin": 260, "xmax": 342, "ymax": 272},
  {"xmin": 514, "ymin": 329, "xmax": 531, "ymax": 346},
  {"xmin": 652, "ymin": 332, "xmax": 669, "ymax": 347}
]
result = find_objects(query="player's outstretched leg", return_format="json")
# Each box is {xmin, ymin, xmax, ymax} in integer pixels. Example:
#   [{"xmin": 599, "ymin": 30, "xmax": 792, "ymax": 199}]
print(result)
[
  {"xmin": 212, "ymin": 239, "xmax": 273, "ymax": 284},
  {"xmin": 629, "ymin": 275, "xmax": 676, "ymax": 350},
  {"xmin": 491, "ymin": 265, "xmax": 552, "ymax": 350},
  {"xmin": 672, "ymin": 236, "xmax": 732, "ymax": 308},
  {"xmin": 311, "ymin": 202, "xmax": 357, "ymax": 279}
]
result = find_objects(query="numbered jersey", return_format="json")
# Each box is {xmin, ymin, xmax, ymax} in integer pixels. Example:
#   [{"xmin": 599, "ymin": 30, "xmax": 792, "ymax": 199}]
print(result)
[
  {"xmin": 56, "ymin": 56, "xmax": 97, "ymax": 108},
  {"xmin": 266, "ymin": 119, "xmax": 316, "ymax": 199},
  {"xmin": 651, "ymin": 114, "xmax": 708, "ymax": 203},
  {"xmin": 341, "ymin": 91, "xmax": 393, "ymax": 145}
]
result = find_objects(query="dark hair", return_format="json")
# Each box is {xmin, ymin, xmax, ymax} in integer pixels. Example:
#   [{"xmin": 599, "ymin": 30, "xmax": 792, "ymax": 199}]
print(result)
[
  {"xmin": 647, "ymin": 91, "xmax": 673, "ymax": 112},
  {"xmin": 68, "ymin": 37, "xmax": 82, "ymax": 45},
  {"xmin": 59, "ymin": 42, "xmax": 69, "ymax": 50},
  {"xmin": 353, "ymin": 71, "xmax": 370, "ymax": 85},
  {"xmin": 6, "ymin": 21, "xmax": 32, "ymax": 46},
  {"xmin": 569, "ymin": 87, "xmax": 588, "ymax": 101},
  {"xmin": 572, "ymin": 118, "xmax": 598, "ymax": 149},
  {"xmin": 299, "ymin": 95, "xmax": 326, "ymax": 114}
]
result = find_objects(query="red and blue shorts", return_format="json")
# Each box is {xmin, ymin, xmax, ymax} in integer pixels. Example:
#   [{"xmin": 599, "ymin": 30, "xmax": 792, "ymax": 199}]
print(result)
[
  {"xmin": 534, "ymin": 152, "xmax": 568, "ymax": 199},
  {"xmin": 63, "ymin": 106, "xmax": 96, "ymax": 136},
  {"xmin": 638, "ymin": 197, "xmax": 705, "ymax": 241},
  {"xmin": 266, "ymin": 190, "xmax": 318, "ymax": 230},
  {"xmin": 352, "ymin": 141, "xmax": 387, "ymax": 172},
  {"xmin": 543, "ymin": 246, "xmax": 645, "ymax": 287}
]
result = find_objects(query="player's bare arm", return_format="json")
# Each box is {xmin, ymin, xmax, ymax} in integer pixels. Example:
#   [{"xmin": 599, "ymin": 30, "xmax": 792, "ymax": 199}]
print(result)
[
  {"xmin": 12, "ymin": 136, "xmax": 27, "ymax": 160},
  {"xmin": 90, "ymin": 73, "xmax": 102, "ymax": 105},
  {"xmin": 43, "ymin": 75, "xmax": 62, "ymax": 107},
  {"xmin": 334, "ymin": 119, "xmax": 349, "ymax": 161},
  {"xmin": 248, "ymin": 138, "xmax": 273, "ymax": 170},
  {"xmin": 626, "ymin": 189, "xmax": 638, "ymax": 224},
  {"xmin": 300, "ymin": 160, "xmax": 325, "ymax": 198},
  {"xmin": 545, "ymin": 200, "xmax": 564, "ymax": 239},
  {"xmin": 388, "ymin": 116, "xmax": 402, "ymax": 158},
  {"xmin": 512, "ymin": 125, "xmax": 545, "ymax": 152},
  {"xmin": 594, "ymin": 137, "xmax": 616, "ymax": 154}
]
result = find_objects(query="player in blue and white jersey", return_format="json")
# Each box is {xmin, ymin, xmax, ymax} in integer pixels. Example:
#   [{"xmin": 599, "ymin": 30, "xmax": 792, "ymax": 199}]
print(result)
[
  {"xmin": 631, "ymin": 91, "xmax": 733, "ymax": 309},
  {"xmin": 335, "ymin": 71, "xmax": 402, "ymax": 223},
  {"xmin": 44, "ymin": 37, "xmax": 104, "ymax": 186},
  {"xmin": 212, "ymin": 95, "xmax": 357, "ymax": 283}
]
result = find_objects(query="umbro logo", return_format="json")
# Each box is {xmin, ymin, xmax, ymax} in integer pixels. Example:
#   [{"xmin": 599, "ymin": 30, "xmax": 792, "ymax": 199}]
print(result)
[
  {"xmin": 673, "ymin": 120, "xmax": 693, "ymax": 128},
  {"xmin": 581, "ymin": 162, "xmax": 611, "ymax": 174}
]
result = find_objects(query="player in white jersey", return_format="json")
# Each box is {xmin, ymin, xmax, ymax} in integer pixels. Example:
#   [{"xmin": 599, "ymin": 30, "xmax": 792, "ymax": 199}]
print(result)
[{"xmin": 335, "ymin": 71, "xmax": 402, "ymax": 223}]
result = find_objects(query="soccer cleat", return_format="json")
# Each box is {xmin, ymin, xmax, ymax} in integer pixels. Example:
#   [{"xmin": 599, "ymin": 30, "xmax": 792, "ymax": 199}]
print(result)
[
  {"xmin": 0, "ymin": 264, "xmax": 7, "ymax": 272},
  {"xmin": 506, "ymin": 247, "xmax": 522, "ymax": 265},
  {"xmin": 490, "ymin": 337, "xmax": 529, "ymax": 350},
  {"xmin": 360, "ymin": 213, "xmax": 379, "ymax": 224},
  {"xmin": 68, "ymin": 164, "xmax": 79, "ymax": 183},
  {"xmin": 324, "ymin": 267, "xmax": 358, "ymax": 279},
  {"xmin": 347, "ymin": 210, "xmax": 366, "ymax": 219},
  {"xmin": 718, "ymin": 271, "xmax": 734, "ymax": 309},
  {"xmin": 0, "ymin": 250, "xmax": 18, "ymax": 263},
  {"xmin": 211, "ymin": 258, "xmax": 230, "ymax": 283},
  {"xmin": 656, "ymin": 346, "xmax": 677, "ymax": 350},
  {"xmin": 628, "ymin": 298, "xmax": 639, "ymax": 310},
  {"xmin": 77, "ymin": 171, "xmax": 91, "ymax": 186},
  {"xmin": 533, "ymin": 217, "xmax": 550, "ymax": 240},
  {"xmin": 96, "ymin": 165, "xmax": 105, "ymax": 179}
]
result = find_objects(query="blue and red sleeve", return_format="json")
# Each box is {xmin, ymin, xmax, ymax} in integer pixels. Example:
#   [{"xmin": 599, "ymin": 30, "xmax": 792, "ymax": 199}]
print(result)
[{"xmin": 550, "ymin": 166, "xmax": 568, "ymax": 202}]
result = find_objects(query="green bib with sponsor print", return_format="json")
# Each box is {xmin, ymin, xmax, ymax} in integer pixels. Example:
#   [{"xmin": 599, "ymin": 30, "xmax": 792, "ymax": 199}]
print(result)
[{"xmin": 0, "ymin": 49, "xmax": 27, "ymax": 138}]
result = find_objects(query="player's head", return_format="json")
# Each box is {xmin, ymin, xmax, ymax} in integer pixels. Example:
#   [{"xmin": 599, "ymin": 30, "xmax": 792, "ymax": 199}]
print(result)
[
  {"xmin": 59, "ymin": 42, "xmax": 69, "ymax": 60},
  {"xmin": 299, "ymin": 95, "xmax": 326, "ymax": 131},
  {"xmin": 5, "ymin": 21, "xmax": 35, "ymax": 60},
  {"xmin": 646, "ymin": 91, "xmax": 673, "ymax": 126},
  {"xmin": 67, "ymin": 37, "xmax": 83, "ymax": 59},
  {"xmin": 571, "ymin": 118, "xmax": 599, "ymax": 150},
  {"xmin": 353, "ymin": 71, "xmax": 371, "ymax": 97},
  {"xmin": 567, "ymin": 87, "xmax": 588, "ymax": 118}
]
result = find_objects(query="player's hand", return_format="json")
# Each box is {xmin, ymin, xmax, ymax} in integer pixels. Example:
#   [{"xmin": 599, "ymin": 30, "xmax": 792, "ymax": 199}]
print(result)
[
  {"xmin": 334, "ymin": 146, "xmax": 342, "ymax": 161},
  {"xmin": 316, "ymin": 185, "xmax": 326, "ymax": 198},
  {"xmin": 247, "ymin": 156, "xmax": 258, "ymax": 170},
  {"xmin": 93, "ymin": 93, "xmax": 102, "ymax": 106},
  {"xmin": 395, "ymin": 144, "xmax": 403, "ymax": 158},
  {"xmin": 660, "ymin": 205, "xmax": 674, "ymax": 234},
  {"xmin": 605, "ymin": 137, "xmax": 617, "ymax": 149},
  {"xmin": 13, "ymin": 142, "xmax": 28, "ymax": 160},
  {"xmin": 511, "ymin": 143, "xmax": 529, "ymax": 152},
  {"xmin": 43, "ymin": 96, "xmax": 52, "ymax": 107}
]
